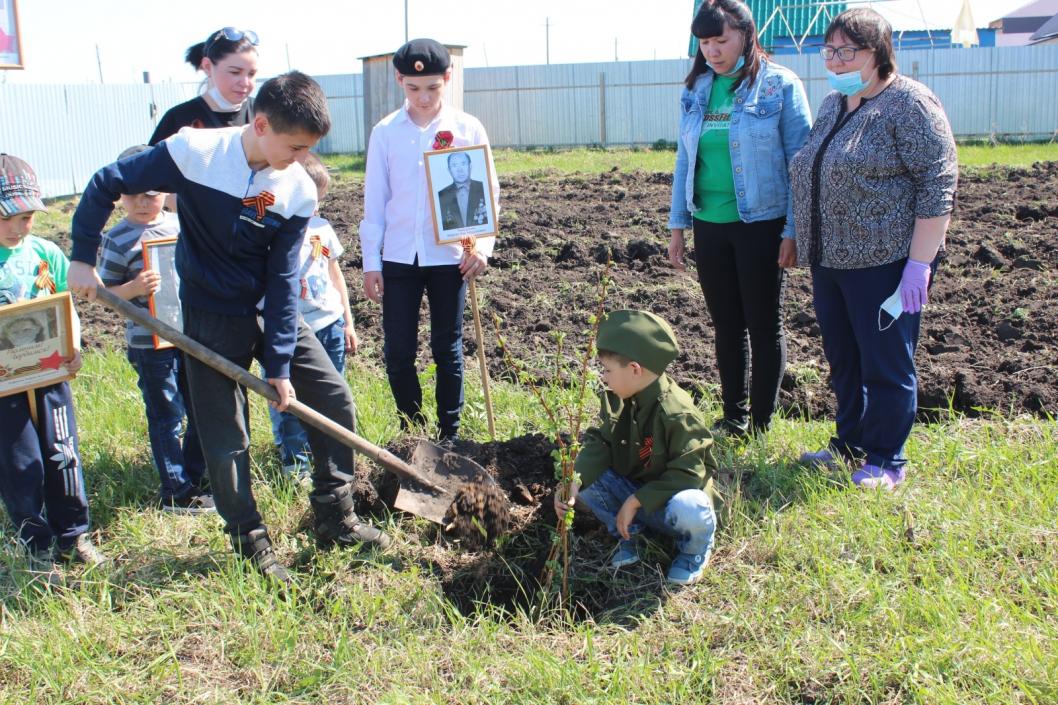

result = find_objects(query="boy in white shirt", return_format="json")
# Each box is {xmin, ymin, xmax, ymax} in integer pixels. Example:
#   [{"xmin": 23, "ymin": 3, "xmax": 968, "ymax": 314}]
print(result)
[
  {"xmin": 359, "ymin": 38, "xmax": 498, "ymax": 441},
  {"xmin": 269, "ymin": 153, "xmax": 357, "ymax": 476}
]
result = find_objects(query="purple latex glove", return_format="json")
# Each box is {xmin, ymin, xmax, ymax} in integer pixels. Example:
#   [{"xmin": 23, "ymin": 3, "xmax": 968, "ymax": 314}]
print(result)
[{"xmin": 899, "ymin": 258, "xmax": 931, "ymax": 313}]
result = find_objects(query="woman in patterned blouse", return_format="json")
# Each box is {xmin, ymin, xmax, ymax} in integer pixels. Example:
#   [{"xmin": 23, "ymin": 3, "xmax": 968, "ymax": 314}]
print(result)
[{"xmin": 788, "ymin": 8, "xmax": 957, "ymax": 490}]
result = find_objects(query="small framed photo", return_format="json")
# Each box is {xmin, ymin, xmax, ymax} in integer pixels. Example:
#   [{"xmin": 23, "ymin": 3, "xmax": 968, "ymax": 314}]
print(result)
[
  {"xmin": 0, "ymin": 0, "xmax": 24, "ymax": 70},
  {"xmin": 424, "ymin": 145, "xmax": 498, "ymax": 245},
  {"xmin": 0, "ymin": 292, "xmax": 76, "ymax": 398},
  {"xmin": 142, "ymin": 237, "xmax": 182, "ymax": 349}
]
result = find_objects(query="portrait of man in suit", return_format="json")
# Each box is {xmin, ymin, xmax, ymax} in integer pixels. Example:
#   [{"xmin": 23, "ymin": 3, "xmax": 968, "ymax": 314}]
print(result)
[{"xmin": 437, "ymin": 151, "xmax": 488, "ymax": 231}]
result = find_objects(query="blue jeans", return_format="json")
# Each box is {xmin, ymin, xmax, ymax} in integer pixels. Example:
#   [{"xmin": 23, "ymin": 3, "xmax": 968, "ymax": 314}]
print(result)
[
  {"xmin": 268, "ymin": 317, "xmax": 347, "ymax": 465},
  {"xmin": 0, "ymin": 382, "xmax": 90, "ymax": 552},
  {"xmin": 127, "ymin": 346, "xmax": 206, "ymax": 499},
  {"xmin": 811, "ymin": 258, "xmax": 935, "ymax": 470},
  {"xmin": 578, "ymin": 469, "xmax": 716, "ymax": 557},
  {"xmin": 381, "ymin": 260, "xmax": 466, "ymax": 439}
]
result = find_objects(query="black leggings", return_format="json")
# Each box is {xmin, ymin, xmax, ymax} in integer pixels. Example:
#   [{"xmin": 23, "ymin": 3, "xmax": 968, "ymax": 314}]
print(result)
[{"xmin": 692, "ymin": 217, "xmax": 787, "ymax": 430}]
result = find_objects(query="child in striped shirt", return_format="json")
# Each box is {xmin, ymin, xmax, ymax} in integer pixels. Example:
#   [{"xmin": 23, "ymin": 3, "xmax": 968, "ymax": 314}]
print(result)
[{"xmin": 99, "ymin": 145, "xmax": 214, "ymax": 514}]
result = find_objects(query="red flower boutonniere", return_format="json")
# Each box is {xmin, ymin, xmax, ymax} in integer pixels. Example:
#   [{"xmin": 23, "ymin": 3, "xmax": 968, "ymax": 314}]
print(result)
[{"xmin": 433, "ymin": 131, "xmax": 454, "ymax": 150}]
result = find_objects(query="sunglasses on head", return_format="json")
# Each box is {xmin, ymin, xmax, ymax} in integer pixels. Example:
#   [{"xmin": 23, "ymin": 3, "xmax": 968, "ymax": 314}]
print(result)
[{"xmin": 205, "ymin": 27, "xmax": 259, "ymax": 55}]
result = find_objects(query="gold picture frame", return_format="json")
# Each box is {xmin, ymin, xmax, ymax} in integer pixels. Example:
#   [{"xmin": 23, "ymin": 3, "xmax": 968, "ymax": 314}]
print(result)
[
  {"xmin": 423, "ymin": 144, "xmax": 499, "ymax": 245},
  {"xmin": 0, "ymin": 0, "xmax": 24, "ymax": 70},
  {"xmin": 0, "ymin": 292, "xmax": 75, "ymax": 398},
  {"xmin": 142, "ymin": 237, "xmax": 182, "ymax": 350}
]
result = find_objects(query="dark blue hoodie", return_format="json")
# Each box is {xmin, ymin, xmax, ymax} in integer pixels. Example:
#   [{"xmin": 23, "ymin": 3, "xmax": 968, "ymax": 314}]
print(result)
[{"xmin": 71, "ymin": 126, "xmax": 317, "ymax": 379}]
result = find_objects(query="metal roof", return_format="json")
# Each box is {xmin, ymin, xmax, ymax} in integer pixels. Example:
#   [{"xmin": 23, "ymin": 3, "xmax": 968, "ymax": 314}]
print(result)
[{"xmin": 1030, "ymin": 13, "xmax": 1058, "ymax": 40}]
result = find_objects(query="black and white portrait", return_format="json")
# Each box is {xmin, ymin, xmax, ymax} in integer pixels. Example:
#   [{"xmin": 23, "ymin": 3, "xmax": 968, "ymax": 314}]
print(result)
[{"xmin": 425, "ymin": 145, "xmax": 497, "ymax": 244}]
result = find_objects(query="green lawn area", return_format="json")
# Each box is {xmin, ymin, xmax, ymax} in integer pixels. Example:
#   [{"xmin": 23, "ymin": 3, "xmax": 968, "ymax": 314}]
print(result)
[
  {"xmin": 326, "ymin": 141, "xmax": 1058, "ymax": 181},
  {"xmin": 958, "ymin": 141, "xmax": 1058, "ymax": 168},
  {"xmin": 3, "ymin": 144, "xmax": 1057, "ymax": 704},
  {"xmin": 1, "ymin": 350, "xmax": 1055, "ymax": 704}
]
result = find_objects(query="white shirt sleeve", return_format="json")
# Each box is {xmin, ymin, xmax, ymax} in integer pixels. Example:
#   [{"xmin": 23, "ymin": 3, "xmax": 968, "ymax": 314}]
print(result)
[
  {"xmin": 359, "ymin": 126, "xmax": 390, "ymax": 273},
  {"xmin": 475, "ymin": 121, "xmax": 499, "ymax": 259}
]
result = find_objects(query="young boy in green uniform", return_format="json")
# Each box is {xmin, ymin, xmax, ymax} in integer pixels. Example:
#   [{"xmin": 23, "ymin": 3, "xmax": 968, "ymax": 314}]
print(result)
[{"xmin": 554, "ymin": 310, "xmax": 718, "ymax": 585}]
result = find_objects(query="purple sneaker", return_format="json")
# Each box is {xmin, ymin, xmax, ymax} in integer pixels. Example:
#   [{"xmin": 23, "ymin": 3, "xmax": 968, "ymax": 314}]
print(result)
[
  {"xmin": 885, "ymin": 467, "xmax": 907, "ymax": 487},
  {"xmin": 799, "ymin": 448, "xmax": 841, "ymax": 470},
  {"xmin": 852, "ymin": 464, "xmax": 895, "ymax": 490}
]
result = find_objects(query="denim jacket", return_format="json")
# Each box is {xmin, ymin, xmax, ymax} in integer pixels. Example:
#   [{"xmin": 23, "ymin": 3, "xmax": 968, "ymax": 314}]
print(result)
[{"xmin": 669, "ymin": 59, "xmax": 812, "ymax": 239}]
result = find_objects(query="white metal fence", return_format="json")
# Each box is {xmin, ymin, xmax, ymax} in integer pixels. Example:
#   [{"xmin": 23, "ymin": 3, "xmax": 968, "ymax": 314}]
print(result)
[{"xmin": 3, "ymin": 45, "xmax": 1056, "ymax": 198}]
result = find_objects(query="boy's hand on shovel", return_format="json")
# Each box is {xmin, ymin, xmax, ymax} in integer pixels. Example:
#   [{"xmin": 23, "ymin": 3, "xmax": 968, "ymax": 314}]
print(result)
[
  {"xmin": 268, "ymin": 378, "xmax": 296, "ymax": 412},
  {"xmin": 69, "ymin": 262, "xmax": 104, "ymax": 301}
]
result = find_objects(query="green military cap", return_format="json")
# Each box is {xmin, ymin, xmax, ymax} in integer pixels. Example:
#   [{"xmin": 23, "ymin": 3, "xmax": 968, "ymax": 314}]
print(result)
[{"xmin": 597, "ymin": 309, "xmax": 679, "ymax": 374}]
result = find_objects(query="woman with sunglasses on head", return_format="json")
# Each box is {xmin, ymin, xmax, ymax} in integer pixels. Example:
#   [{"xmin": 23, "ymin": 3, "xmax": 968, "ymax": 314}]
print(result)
[
  {"xmin": 668, "ymin": 0, "xmax": 812, "ymax": 438},
  {"xmin": 149, "ymin": 27, "xmax": 260, "ymax": 145},
  {"xmin": 788, "ymin": 8, "xmax": 957, "ymax": 490}
]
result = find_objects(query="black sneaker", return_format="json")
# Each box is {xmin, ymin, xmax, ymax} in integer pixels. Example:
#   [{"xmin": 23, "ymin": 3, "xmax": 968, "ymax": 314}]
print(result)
[
  {"xmin": 710, "ymin": 418, "xmax": 750, "ymax": 439},
  {"xmin": 231, "ymin": 527, "xmax": 292, "ymax": 585},
  {"xmin": 161, "ymin": 491, "xmax": 217, "ymax": 515},
  {"xmin": 311, "ymin": 484, "xmax": 392, "ymax": 550},
  {"xmin": 55, "ymin": 534, "xmax": 108, "ymax": 568}
]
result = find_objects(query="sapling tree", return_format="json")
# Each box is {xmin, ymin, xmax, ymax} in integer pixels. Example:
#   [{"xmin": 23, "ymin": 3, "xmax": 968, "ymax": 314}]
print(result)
[{"xmin": 492, "ymin": 258, "xmax": 612, "ymax": 607}]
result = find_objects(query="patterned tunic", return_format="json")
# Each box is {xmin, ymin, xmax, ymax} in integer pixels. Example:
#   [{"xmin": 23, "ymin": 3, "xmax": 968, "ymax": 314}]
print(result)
[{"xmin": 789, "ymin": 75, "xmax": 957, "ymax": 269}]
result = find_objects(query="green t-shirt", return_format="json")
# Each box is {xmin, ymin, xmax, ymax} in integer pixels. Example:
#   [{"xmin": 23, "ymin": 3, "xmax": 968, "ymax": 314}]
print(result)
[
  {"xmin": 692, "ymin": 73, "xmax": 740, "ymax": 224},
  {"xmin": 0, "ymin": 235, "xmax": 70, "ymax": 305}
]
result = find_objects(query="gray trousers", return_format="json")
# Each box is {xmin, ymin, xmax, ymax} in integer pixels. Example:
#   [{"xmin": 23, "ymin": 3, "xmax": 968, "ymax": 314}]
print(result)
[{"xmin": 182, "ymin": 306, "xmax": 355, "ymax": 535}]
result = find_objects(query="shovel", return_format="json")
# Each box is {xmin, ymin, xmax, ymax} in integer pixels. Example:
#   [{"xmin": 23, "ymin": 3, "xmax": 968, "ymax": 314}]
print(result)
[{"xmin": 94, "ymin": 287, "xmax": 495, "ymax": 525}]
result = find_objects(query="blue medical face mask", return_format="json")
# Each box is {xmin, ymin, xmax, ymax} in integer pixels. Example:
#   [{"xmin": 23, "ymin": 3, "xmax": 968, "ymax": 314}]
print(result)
[
  {"xmin": 826, "ymin": 68, "xmax": 869, "ymax": 96},
  {"xmin": 708, "ymin": 54, "xmax": 745, "ymax": 77},
  {"xmin": 878, "ymin": 287, "xmax": 903, "ymax": 331}
]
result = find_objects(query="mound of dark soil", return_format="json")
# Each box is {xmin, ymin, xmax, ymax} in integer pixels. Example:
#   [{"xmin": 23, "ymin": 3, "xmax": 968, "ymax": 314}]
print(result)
[
  {"xmin": 355, "ymin": 434, "xmax": 674, "ymax": 621},
  {"xmin": 66, "ymin": 161, "xmax": 1057, "ymax": 418}
]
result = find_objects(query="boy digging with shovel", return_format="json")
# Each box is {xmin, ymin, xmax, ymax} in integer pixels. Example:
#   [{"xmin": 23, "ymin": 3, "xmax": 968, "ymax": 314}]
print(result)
[{"xmin": 68, "ymin": 72, "xmax": 389, "ymax": 585}]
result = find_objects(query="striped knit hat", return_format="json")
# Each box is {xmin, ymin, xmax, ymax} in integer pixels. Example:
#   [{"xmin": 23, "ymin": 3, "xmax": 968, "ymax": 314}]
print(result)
[{"xmin": 0, "ymin": 154, "xmax": 47, "ymax": 217}]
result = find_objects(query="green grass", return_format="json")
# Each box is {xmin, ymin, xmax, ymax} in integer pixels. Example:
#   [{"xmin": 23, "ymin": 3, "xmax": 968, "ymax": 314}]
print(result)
[
  {"xmin": 325, "ymin": 141, "xmax": 1058, "ymax": 182},
  {"xmin": 325, "ymin": 146, "xmax": 678, "ymax": 182},
  {"xmin": 1, "ymin": 349, "xmax": 1056, "ymax": 704},
  {"xmin": 958, "ymin": 141, "xmax": 1058, "ymax": 168},
  {"xmin": 5, "ymin": 143, "xmax": 1057, "ymax": 703}
]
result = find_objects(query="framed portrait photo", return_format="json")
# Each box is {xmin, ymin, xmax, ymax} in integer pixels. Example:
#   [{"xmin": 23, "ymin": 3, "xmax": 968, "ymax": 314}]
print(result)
[
  {"xmin": 142, "ymin": 237, "xmax": 182, "ymax": 350},
  {"xmin": 424, "ymin": 145, "xmax": 498, "ymax": 245},
  {"xmin": 0, "ymin": 0, "xmax": 24, "ymax": 70},
  {"xmin": 0, "ymin": 292, "xmax": 76, "ymax": 398}
]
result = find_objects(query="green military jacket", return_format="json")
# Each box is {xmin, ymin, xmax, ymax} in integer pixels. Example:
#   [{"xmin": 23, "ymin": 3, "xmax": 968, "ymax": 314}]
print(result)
[{"xmin": 574, "ymin": 374, "xmax": 717, "ymax": 513}]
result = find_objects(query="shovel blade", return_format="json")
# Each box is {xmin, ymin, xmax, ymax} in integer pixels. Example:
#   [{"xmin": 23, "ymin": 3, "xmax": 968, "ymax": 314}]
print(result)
[{"xmin": 393, "ymin": 441, "xmax": 496, "ymax": 524}]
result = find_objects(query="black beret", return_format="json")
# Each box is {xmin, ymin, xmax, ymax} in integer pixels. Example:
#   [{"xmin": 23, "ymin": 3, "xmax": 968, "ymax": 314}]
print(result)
[{"xmin": 393, "ymin": 38, "xmax": 450, "ymax": 75}]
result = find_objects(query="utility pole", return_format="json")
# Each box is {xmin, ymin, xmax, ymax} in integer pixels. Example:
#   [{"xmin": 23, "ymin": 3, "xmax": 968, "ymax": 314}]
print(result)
[
  {"xmin": 285, "ymin": 43, "xmax": 292, "ymax": 71},
  {"xmin": 614, "ymin": 38, "xmax": 618, "ymax": 62},
  {"xmin": 95, "ymin": 44, "xmax": 104, "ymax": 84},
  {"xmin": 405, "ymin": 0, "xmax": 409, "ymax": 43},
  {"xmin": 545, "ymin": 17, "xmax": 551, "ymax": 65}
]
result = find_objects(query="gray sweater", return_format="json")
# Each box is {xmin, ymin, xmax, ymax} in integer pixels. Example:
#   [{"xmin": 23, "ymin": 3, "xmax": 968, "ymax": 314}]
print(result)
[{"xmin": 789, "ymin": 75, "xmax": 957, "ymax": 269}]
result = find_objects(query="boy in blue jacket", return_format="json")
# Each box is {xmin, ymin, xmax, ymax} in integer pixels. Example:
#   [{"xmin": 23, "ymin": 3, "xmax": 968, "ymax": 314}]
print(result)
[{"xmin": 68, "ymin": 72, "xmax": 390, "ymax": 584}]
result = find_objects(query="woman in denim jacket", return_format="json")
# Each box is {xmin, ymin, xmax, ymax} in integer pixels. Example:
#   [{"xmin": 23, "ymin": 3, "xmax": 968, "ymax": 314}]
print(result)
[{"xmin": 668, "ymin": 0, "xmax": 811, "ymax": 437}]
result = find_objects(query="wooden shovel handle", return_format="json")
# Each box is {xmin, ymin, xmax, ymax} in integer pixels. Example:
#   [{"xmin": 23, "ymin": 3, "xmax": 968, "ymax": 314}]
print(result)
[
  {"xmin": 94, "ymin": 287, "xmax": 442, "ymax": 493},
  {"xmin": 468, "ymin": 279, "xmax": 495, "ymax": 440}
]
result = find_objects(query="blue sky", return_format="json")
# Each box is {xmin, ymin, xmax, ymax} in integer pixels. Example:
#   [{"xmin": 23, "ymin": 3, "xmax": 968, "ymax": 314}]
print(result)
[{"xmin": 2, "ymin": 0, "xmax": 1013, "ymax": 84}]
